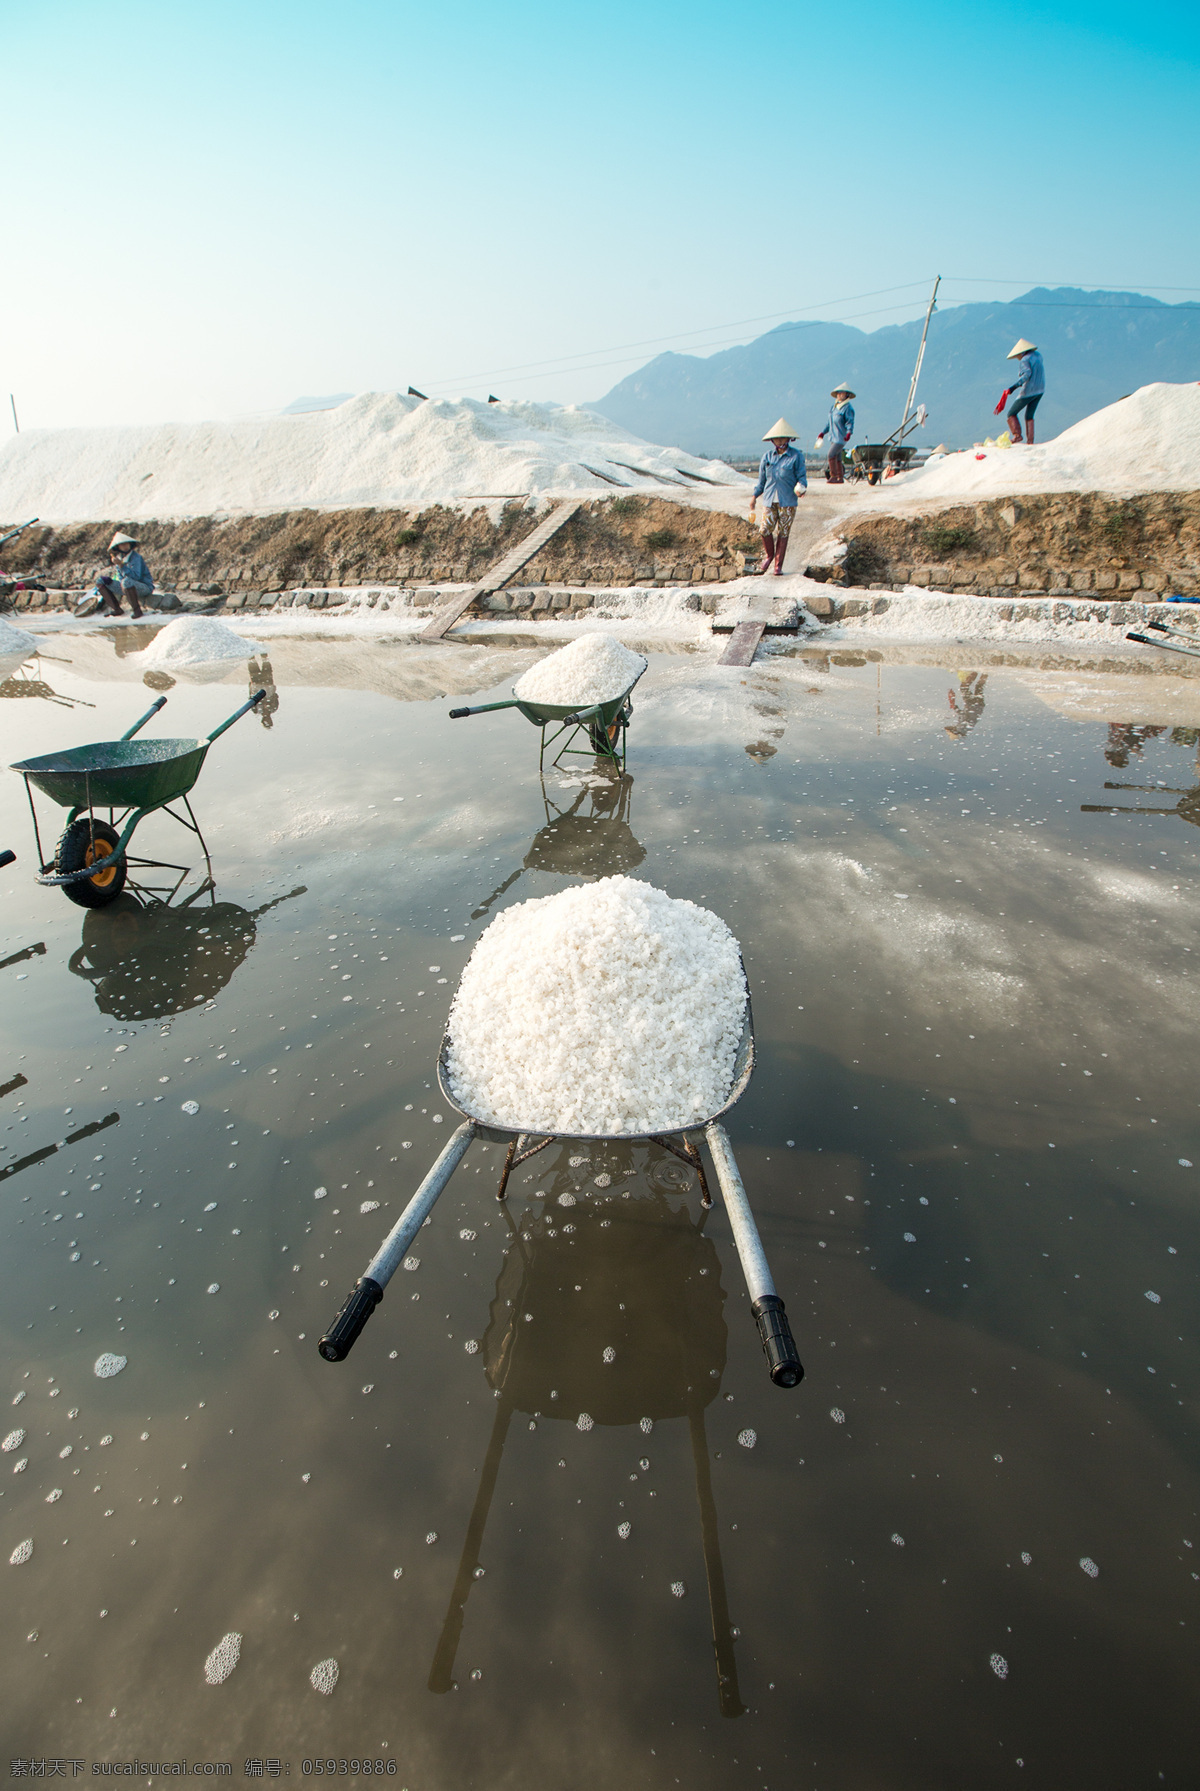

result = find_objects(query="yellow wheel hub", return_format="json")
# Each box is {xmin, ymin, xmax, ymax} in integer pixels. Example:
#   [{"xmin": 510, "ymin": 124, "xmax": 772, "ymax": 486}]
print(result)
[{"xmin": 84, "ymin": 839, "xmax": 118, "ymax": 887}]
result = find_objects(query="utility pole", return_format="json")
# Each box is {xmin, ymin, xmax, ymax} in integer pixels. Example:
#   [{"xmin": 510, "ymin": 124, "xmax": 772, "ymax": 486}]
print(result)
[{"xmin": 898, "ymin": 276, "xmax": 940, "ymax": 437}]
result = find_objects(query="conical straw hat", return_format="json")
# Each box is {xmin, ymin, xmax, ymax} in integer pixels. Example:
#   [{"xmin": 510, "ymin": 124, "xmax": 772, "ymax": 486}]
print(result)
[
  {"xmin": 1007, "ymin": 338, "xmax": 1037, "ymax": 358},
  {"xmin": 762, "ymin": 416, "xmax": 798, "ymax": 440},
  {"xmin": 830, "ymin": 383, "xmax": 856, "ymax": 398},
  {"xmin": 109, "ymin": 532, "xmax": 138, "ymax": 548}
]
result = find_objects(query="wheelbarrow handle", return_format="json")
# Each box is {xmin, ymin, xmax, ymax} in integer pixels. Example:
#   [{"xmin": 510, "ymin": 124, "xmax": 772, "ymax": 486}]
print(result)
[
  {"xmin": 206, "ymin": 688, "xmax": 266, "ymax": 742},
  {"xmin": 448, "ymin": 701, "xmax": 519, "ymax": 719},
  {"xmin": 0, "ymin": 848, "xmax": 15, "ymax": 870},
  {"xmin": 705, "ymin": 1120, "xmax": 804, "ymax": 1388},
  {"xmin": 120, "ymin": 695, "xmax": 168, "ymax": 740}
]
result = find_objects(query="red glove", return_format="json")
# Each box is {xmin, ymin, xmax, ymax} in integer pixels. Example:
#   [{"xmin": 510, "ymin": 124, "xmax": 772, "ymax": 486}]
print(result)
[{"xmin": 993, "ymin": 389, "xmax": 1011, "ymax": 415}]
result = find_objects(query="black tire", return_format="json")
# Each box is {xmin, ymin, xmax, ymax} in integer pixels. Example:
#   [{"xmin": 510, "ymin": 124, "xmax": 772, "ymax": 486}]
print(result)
[{"xmin": 55, "ymin": 818, "xmax": 127, "ymax": 908}]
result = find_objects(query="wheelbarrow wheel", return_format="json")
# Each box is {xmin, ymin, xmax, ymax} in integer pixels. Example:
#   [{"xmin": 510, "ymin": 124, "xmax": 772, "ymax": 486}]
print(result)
[{"xmin": 55, "ymin": 818, "xmax": 127, "ymax": 908}]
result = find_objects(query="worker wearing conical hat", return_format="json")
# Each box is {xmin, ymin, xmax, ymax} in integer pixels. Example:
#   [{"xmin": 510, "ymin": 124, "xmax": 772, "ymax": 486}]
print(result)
[
  {"xmin": 751, "ymin": 418, "xmax": 806, "ymax": 577},
  {"xmin": 816, "ymin": 385, "xmax": 856, "ymax": 485},
  {"xmin": 92, "ymin": 531, "xmax": 155, "ymax": 619},
  {"xmin": 1000, "ymin": 339, "xmax": 1044, "ymax": 445}
]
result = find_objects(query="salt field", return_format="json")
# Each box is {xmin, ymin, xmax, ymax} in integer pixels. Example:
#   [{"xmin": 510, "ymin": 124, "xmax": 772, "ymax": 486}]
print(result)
[{"xmin": 1, "ymin": 628, "xmax": 1198, "ymax": 1786}]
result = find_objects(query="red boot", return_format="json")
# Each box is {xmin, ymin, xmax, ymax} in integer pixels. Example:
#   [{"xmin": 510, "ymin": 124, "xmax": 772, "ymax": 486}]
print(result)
[
  {"xmin": 1025, "ymin": 416, "xmax": 1035, "ymax": 445},
  {"xmin": 1007, "ymin": 413, "xmax": 1022, "ymax": 445},
  {"xmin": 758, "ymin": 534, "xmax": 775, "ymax": 575},
  {"xmin": 773, "ymin": 534, "xmax": 788, "ymax": 575},
  {"xmin": 827, "ymin": 449, "xmax": 845, "ymax": 484}
]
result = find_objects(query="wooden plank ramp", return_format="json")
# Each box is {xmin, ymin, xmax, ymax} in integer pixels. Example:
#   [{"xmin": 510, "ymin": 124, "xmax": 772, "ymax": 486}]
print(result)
[
  {"xmin": 420, "ymin": 501, "xmax": 580, "ymax": 641},
  {"xmin": 718, "ymin": 620, "xmax": 767, "ymax": 666}
]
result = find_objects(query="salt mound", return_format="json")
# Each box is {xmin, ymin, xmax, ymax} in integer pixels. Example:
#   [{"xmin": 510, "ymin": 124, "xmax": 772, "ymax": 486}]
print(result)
[
  {"xmin": 444, "ymin": 875, "xmax": 747, "ymax": 1135},
  {"xmin": 0, "ymin": 617, "xmax": 36, "ymax": 658},
  {"xmin": 0, "ymin": 392, "xmax": 746, "ymax": 523},
  {"xmin": 134, "ymin": 617, "xmax": 260, "ymax": 668},
  {"xmin": 514, "ymin": 634, "xmax": 647, "ymax": 707},
  {"xmin": 897, "ymin": 382, "xmax": 1200, "ymax": 498}
]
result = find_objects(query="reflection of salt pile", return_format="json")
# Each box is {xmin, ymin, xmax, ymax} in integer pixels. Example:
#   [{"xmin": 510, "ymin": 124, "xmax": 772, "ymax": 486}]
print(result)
[
  {"xmin": 514, "ymin": 633, "xmax": 646, "ymax": 706},
  {"xmin": 0, "ymin": 392, "xmax": 746, "ymax": 522},
  {"xmin": 898, "ymin": 383, "xmax": 1200, "ymax": 498},
  {"xmin": 134, "ymin": 617, "xmax": 261, "ymax": 668},
  {"xmin": 445, "ymin": 875, "xmax": 746, "ymax": 1136}
]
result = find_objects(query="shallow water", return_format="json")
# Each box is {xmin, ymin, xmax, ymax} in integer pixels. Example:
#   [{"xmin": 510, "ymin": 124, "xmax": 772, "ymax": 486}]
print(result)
[{"xmin": 1, "ymin": 630, "xmax": 1198, "ymax": 1789}]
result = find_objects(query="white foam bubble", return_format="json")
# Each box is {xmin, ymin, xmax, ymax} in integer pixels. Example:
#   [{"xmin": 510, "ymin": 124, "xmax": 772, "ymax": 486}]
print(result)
[
  {"xmin": 576, "ymin": 1412, "xmax": 594, "ymax": 1432},
  {"xmin": 181, "ymin": 1101, "xmax": 200, "ymax": 1116},
  {"xmin": 737, "ymin": 1428, "xmax": 757, "ymax": 1449},
  {"xmin": 93, "ymin": 1354, "xmax": 127, "ymax": 1379},
  {"xmin": 403, "ymin": 1256, "xmax": 420, "ymax": 1271},
  {"xmin": 464, "ymin": 1340, "xmax": 480, "ymax": 1355},
  {"xmin": 670, "ymin": 1581, "xmax": 686, "ymax": 1598},
  {"xmin": 639, "ymin": 1417, "xmax": 653, "ymax": 1434},
  {"xmin": 459, "ymin": 1228, "xmax": 477, "ymax": 1242},
  {"xmin": 207, "ymin": 1284, "xmax": 220, "ymax": 1294},
  {"xmin": 830, "ymin": 1408, "xmax": 845, "ymax": 1424},
  {"xmin": 45, "ymin": 1488, "xmax": 62, "ymax": 1503},
  {"xmin": 10, "ymin": 1539, "xmax": 33, "ymax": 1565},
  {"xmin": 309, "ymin": 1658, "xmax": 339, "ymax": 1696},
  {"xmin": 2, "ymin": 1429, "xmax": 25, "ymax": 1452},
  {"xmin": 618, "ymin": 1522, "xmax": 631, "ymax": 1539},
  {"xmin": 360, "ymin": 1201, "xmax": 380, "ymax": 1214},
  {"xmin": 891, "ymin": 1533, "xmax": 905, "ymax": 1546},
  {"xmin": 602, "ymin": 1347, "xmax": 616, "ymax": 1364},
  {"xmin": 990, "ymin": 1653, "xmax": 1008, "ymax": 1680},
  {"xmin": 1080, "ymin": 1556, "xmax": 1099, "ymax": 1578},
  {"xmin": 204, "ymin": 1632, "xmax": 242, "ymax": 1685},
  {"xmin": 1145, "ymin": 1290, "xmax": 1161, "ymax": 1304}
]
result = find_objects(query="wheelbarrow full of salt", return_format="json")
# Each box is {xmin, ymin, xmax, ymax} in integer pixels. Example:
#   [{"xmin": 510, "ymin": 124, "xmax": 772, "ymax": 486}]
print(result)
[
  {"xmin": 318, "ymin": 972, "xmax": 804, "ymax": 1389},
  {"xmin": 448, "ymin": 659, "xmax": 645, "ymax": 772}
]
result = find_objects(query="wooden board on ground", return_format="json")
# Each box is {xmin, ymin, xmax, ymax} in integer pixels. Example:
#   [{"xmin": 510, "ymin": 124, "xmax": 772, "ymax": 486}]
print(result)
[
  {"xmin": 419, "ymin": 501, "xmax": 581, "ymax": 641},
  {"xmin": 711, "ymin": 618, "xmax": 799, "ymax": 634},
  {"xmin": 718, "ymin": 621, "xmax": 767, "ymax": 666}
]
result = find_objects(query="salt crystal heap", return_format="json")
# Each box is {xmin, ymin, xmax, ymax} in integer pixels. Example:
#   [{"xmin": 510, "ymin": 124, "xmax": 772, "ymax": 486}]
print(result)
[
  {"xmin": 443, "ymin": 875, "xmax": 747, "ymax": 1136},
  {"xmin": 133, "ymin": 616, "xmax": 261, "ymax": 669},
  {"xmin": 514, "ymin": 634, "xmax": 646, "ymax": 709}
]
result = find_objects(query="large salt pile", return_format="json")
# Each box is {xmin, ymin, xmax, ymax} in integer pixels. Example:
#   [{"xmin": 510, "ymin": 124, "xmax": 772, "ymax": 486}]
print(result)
[
  {"xmin": 0, "ymin": 393, "xmax": 746, "ymax": 523},
  {"xmin": 443, "ymin": 876, "xmax": 747, "ymax": 1136},
  {"xmin": 133, "ymin": 617, "xmax": 261, "ymax": 669},
  {"xmin": 513, "ymin": 634, "xmax": 647, "ymax": 707},
  {"xmin": 896, "ymin": 382, "xmax": 1200, "ymax": 499}
]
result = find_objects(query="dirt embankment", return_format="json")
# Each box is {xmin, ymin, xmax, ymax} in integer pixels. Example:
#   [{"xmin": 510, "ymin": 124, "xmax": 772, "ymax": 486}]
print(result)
[
  {"xmin": 818, "ymin": 492, "xmax": 1200, "ymax": 597},
  {"xmin": 0, "ymin": 499, "xmax": 758, "ymax": 595}
]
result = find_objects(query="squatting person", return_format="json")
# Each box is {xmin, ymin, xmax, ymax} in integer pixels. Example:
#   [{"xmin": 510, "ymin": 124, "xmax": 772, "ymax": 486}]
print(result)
[
  {"xmin": 94, "ymin": 531, "xmax": 154, "ymax": 617},
  {"xmin": 751, "ymin": 418, "xmax": 807, "ymax": 576}
]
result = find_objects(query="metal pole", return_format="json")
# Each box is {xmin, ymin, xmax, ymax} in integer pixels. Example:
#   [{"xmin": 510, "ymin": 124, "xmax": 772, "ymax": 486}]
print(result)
[
  {"xmin": 898, "ymin": 275, "xmax": 940, "ymax": 440},
  {"xmin": 318, "ymin": 1120, "xmax": 476, "ymax": 1360},
  {"xmin": 9, "ymin": 395, "xmax": 18, "ymax": 434},
  {"xmin": 704, "ymin": 1121, "xmax": 803, "ymax": 1387}
]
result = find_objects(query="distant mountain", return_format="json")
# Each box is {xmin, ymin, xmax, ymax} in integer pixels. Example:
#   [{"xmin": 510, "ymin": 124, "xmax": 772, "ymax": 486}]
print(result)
[{"xmin": 590, "ymin": 289, "xmax": 1200, "ymax": 456}]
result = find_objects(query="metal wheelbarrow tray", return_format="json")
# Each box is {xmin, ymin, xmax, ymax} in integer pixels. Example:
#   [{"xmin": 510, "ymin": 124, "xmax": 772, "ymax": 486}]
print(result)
[
  {"xmin": 319, "ymin": 975, "xmax": 804, "ymax": 1388},
  {"xmin": 448, "ymin": 661, "xmax": 646, "ymax": 770},
  {"xmin": 10, "ymin": 690, "xmax": 264, "ymax": 905}
]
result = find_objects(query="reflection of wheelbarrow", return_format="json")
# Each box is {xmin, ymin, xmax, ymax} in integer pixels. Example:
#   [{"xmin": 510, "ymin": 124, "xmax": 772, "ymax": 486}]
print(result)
[
  {"xmin": 426, "ymin": 1183, "xmax": 747, "ymax": 1714},
  {"xmin": 10, "ymin": 690, "xmax": 264, "ymax": 908},
  {"xmin": 319, "ymin": 972, "xmax": 804, "ymax": 1391},
  {"xmin": 471, "ymin": 773, "xmax": 643, "ymax": 918},
  {"xmin": 68, "ymin": 884, "xmax": 305, "ymax": 1021},
  {"xmin": 851, "ymin": 443, "xmax": 917, "ymax": 485},
  {"xmin": 448, "ymin": 663, "xmax": 646, "ymax": 770}
]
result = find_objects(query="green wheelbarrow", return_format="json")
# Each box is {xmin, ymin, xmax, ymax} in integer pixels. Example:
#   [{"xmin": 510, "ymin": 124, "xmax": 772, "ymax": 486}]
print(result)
[
  {"xmin": 10, "ymin": 690, "xmax": 265, "ymax": 907},
  {"xmin": 448, "ymin": 661, "xmax": 646, "ymax": 770}
]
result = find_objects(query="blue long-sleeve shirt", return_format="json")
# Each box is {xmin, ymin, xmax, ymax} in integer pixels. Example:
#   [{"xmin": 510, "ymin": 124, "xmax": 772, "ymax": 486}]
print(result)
[
  {"xmin": 1007, "ymin": 349, "xmax": 1044, "ymax": 400},
  {"xmin": 114, "ymin": 549, "xmax": 154, "ymax": 591},
  {"xmin": 753, "ymin": 443, "xmax": 807, "ymax": 506},
  {"xmin": 821, "ymin": 400, "xmax": 854, "ymax": 447}
]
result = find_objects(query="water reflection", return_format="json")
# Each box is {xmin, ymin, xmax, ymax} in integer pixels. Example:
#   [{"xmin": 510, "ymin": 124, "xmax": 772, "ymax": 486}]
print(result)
[
  {"xmin": 944, "ymin": 671, "xmax": 987, "ymax": 740},
  {"xmin": 1104, "ymin": 722, "xmax": 1166, "ymax": 767},
  {"xmin": 430, "ymin": 1175, "xmax": 744, "ymax": 1715},
  {"xmin": 68, "ymin": 883, "xmax": 305, "ymax": 1020},
  {"xmin": 0, "ymin": 660, "xmax": 96, "ymax": 710},
  {"xmin": 248, "ymin": 656, "xmax": 280, "ymax": 729},
  {"xmin": 472, "ymin": 772, "xmax": 642, "ymax": 917}
]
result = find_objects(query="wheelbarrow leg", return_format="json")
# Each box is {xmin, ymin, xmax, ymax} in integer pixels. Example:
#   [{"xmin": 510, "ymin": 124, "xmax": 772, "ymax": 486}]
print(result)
[
  {"xmin": 704, "ymin": 1121, "xmax": 803, "ymax": 1388},
  {"xmin": 318, "ymin": 1120, "xmax": 477, "ymax": 1360}
]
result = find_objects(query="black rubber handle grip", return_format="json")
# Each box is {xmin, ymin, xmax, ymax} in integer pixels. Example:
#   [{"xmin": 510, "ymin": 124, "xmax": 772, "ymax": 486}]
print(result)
[
  {"xmin": 1146, "ymin": 621, "xmax": 1170, "ymax": 633},
  {"xmin": 0, "ymin": 849, "xmax": 15, "ymax": 869},
  {"xmin": 1126, "ymin": 632, "xmax": 1151, "ymax": 645},
  {"xmin": 752, "ymin": 1295, "xmax": 804, "ymax": 1388},
  {"xmin": 318, "ymin": 1276, "xmax": 383, "ymax": 1361},
  {"xmin": 448, "ymin": 708, "xmax": 470, "ymax": 719}
]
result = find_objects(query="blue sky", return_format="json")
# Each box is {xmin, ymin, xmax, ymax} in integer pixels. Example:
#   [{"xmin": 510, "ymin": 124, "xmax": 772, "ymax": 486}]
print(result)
[{"xmin": 3, "ymin": 0, "xmax": 1198, "ymax": 428}]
